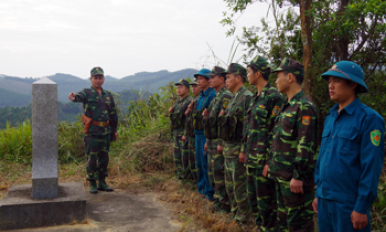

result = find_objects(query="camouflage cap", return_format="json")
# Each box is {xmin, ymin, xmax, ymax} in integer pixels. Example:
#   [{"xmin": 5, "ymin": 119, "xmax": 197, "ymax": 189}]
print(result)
[
  {"xmin": 174, "ymin": 78, "xmax": 190, "ymax": 87},
  {"xmin": 208, "ymin": 66, "xmax": 226, "ymax": 77},
  {"xmin": 189, "ymin": 77, "xmax": 198, "ymax": 85},
  {"xmin": 91, "ymin": 67, "xmax": 104, "ymax": 76},
  {"xmin": 271, "ymin": 58, "xmax": 304, "ymax": 77},
  {"xmin": 222, "ymin": 63, "xmax": 247, "ymax": 79},
  {"xmin": 244, "ymin": 55, "xmax": 271, "ymax": 76}
]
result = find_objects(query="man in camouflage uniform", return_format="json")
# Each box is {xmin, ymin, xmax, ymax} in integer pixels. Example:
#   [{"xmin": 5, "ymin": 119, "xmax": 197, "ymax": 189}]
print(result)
[
  {"xmin": 182, "ymin": 78, "xmax": 201, "ymax": 180},
  {"xmin": 268, "ymin": 58, "xmax": 318, "ymax": 232},
  {"xmin": 169, "ymin": 79, "xmax": 193, "ymax": 179},
  {"xmin": 244, "ymin": 55, "xmax": 283, "ymax": 231},
  {"xmin": 68, "ymin": 67, "xmax": 118, "ymax": 194},
  {"xmin": 202, "ymin": 66, "xmax": 233, "ymax": 212},
  {"xmin": 218, "ymin": 63, "xmax": 253, "ymax": 223}
]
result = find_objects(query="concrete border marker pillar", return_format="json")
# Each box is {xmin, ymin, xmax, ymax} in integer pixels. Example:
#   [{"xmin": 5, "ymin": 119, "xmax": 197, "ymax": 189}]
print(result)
[{"xmin": 32, "ymin": 77, "xmax": 58, "ymax": 199}]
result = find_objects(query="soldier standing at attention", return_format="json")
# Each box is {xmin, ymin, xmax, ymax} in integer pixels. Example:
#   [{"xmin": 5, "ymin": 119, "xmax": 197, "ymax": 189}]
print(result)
[
  {"xmin": 182, "ymin": 78, "xmax": 202, "ymax": 180},
  {"xmin": 192, "ymin": 68, "xmax": 216, "ymax": 200},
  {"xmin": 313, "ymin": 61, "xmax": 385, "ymax": 232},
  {"xmin": 168, "ymin": 79, "xmax": 193, "ymax": 179},
  {"xmin": 244, "ymin": 56, "xmax": 283, "ymax": 230},
  {"xmin": 202, "ymin": 66, "xmax": 233, "ymax": 212},
  {"xmin": 68, "ymin": 67, "xmax": 118, "ymax": 194},
  {"xmin": 218, "ymin": 63, "xmax": 253, "ymax": 224},
  {"xmin": 268, "ymin": 58, "xmax": 318, "ymax": 232}
]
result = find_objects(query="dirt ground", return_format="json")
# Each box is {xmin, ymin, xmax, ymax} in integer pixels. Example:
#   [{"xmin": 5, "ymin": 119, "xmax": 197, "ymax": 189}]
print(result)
[{"xmin": 6, "ymin": 189, "xmax": 183, "ymax": 232}]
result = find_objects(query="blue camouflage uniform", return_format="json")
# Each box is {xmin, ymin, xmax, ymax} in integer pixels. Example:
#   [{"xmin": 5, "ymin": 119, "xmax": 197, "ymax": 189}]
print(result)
[
  {"xmin": 193, "ymin": 69, "xmax": 216, "ymax": 200},
  {"xmin": 315, "ymin": 61, "xmax": 385, "ymax": 232}
]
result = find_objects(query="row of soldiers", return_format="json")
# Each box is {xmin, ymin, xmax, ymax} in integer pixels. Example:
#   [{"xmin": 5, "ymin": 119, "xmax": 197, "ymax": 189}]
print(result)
[{"xmin": 169, "ymin": 56, "xmax": 385, "ymax": 232}]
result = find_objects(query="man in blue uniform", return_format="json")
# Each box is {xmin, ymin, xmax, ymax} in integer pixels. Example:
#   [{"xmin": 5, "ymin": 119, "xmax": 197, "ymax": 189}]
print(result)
[
  {"xmin": 313, "ymin": 61, "xmax": 385, "ymax": 232},
  {"xmin": 192, "ymin": 68, "xmax": 216, "ymax": 201}
]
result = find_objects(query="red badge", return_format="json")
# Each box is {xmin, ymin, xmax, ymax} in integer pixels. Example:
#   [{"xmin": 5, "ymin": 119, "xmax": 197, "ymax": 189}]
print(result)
[{"xmin": 302, "ymin": 116, "xmax": 311, "ymax": 126}]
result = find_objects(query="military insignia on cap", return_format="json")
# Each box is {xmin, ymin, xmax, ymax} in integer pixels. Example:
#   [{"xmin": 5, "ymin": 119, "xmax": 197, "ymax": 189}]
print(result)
[
  {"xmin": 272, "ymin": 106, "xmax": 280, "ymax": 116},
  {"xmin": 302, "ymin": 116, "xmax": 311, "ymax": 126},
  {"xmin": 370, "ymin": 130, "xmax": 382, "ymax": 146},
  {"xmin": 331, "ymin": 65, "xmax": 337, "ymax": 69},
  {"xmin": 96, "ymin": 68, "xmax": 99, "ymax": 70},
  {"xmin": 179, "ymin": 78, "xmax": 183, "ymax": 82},
  {"xmin": 106, "ymin": 97, "xmax": 110, "ymax": 100},
  {"xmin": 223, "ymin": 101, "xmax": 229, "ymax": 109}
]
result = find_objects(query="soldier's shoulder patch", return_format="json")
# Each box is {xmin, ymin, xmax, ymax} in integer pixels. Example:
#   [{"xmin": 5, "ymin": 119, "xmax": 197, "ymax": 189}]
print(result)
[
  {"xmin": 272, "ymin": 106, "xmax": 280, "ymax": 116},
  {"xmin": 259, "ymin": 104, "xmax": 265, "ymax": 109},
  {"xmin": 223, "ymin": 100, "xmax": 229, "ymax": 109},
  {"xmin": 370, "ymin": 130, "xmax": 382, "ymax": 146},
  {"xmin": 302, "ymin": 116, "xmax": 311, "ymax": 126}
]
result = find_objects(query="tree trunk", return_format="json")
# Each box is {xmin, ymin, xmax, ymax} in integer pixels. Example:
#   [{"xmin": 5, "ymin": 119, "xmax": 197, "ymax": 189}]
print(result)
[{"xmin": 299, "ymin": 0, "xmax": 313, "ymax": 97}]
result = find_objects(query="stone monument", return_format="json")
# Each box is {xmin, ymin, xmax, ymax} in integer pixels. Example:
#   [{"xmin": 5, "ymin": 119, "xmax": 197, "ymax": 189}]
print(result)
[{"xmin": 0, "ymin": 77, "xmax": 86, "ymax": 230}]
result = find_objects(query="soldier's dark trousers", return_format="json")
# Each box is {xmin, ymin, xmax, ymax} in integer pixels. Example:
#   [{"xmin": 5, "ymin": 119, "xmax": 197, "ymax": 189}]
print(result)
[
  {"xmin": 275, "ymin": 179, "xmax": 314, "ymax": 232},
  {"xmin": 84, "ymin": 135, "xmax": 111, "ymax": 181},
  {"xmin": 182, "ymin": 136, "xmax": 198, "ymax": 180},
  {"xmin": 173, "ymin": 135, "xmax": 184, "ymax": 177},
  {"xmin": 247, "ymin": 167, "xmax": 277, "ymax": 231},
  {"xmin": 224, "ymin": 156, "xmax": 249, "ymax": 222},
  {"xmin": 317, "ymin": 198, "xmax": 370, "ymax": 232},
  {"xmin": 195, "ymin": 130, "xmax": 214, "ymax": 200},
  {"xmin": 207, "ymin": 139, "xmax": 229, "ymax": 211}
]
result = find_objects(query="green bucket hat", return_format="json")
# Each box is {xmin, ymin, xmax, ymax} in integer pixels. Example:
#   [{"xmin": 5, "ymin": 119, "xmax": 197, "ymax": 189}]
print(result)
[
  {"xmin": 271, "ymin": 58, "xmax": 304, "ymax": 77},
  {"xmin": 91, "ymin": 67, "xmax": 104, "ymax": 76},
  {"xmin": 174, "ymin": 78, "xmax": 190, "ymax": 88},
  {"xmin": 189, "ymin": 77, "xmax": 198, "ymax": 85},
  {"xmin": 244, "ymin": 55, "xmax": 271, "ymax": 76},
  {"xmin": 208, "ymin": 66, "xmax": 226, "ymax": 78},
  {"xmin": 222, "ymin": 63, "xmax": 247, "ymax": 80}
]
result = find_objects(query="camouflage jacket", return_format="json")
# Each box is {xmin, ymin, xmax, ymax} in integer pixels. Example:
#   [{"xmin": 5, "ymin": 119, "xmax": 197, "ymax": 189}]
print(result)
[
  {"xmin": 218, "ymin": 85, "xmax": 253, "ymax": 156},
  {"xmin": 74, "ymin": 86, "xmax": 118, "ymax": 136},
  {"xmin": 170, "ymin": 95, "xmax": 193, "ymax": 136},
  {"xmin": 203, "ymin": 87, "xmax": 234, "ymax": 145},
  {"xmin": 245, "ymin": 83, "xmax": 283, "ymax": 169},
  {"xmin": 184, "ymin": 97, "xmax": 198, "ymax": 137},
  {"xmin": 268, "ymin": 90, "xmax": 318, "ymax": 184}
]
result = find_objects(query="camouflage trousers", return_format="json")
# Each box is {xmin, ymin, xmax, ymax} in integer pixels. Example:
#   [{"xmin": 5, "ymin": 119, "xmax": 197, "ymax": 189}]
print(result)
[
  {"xmin": 84, "ymin": 134, "xmax": 111, "ymax": 181},
  {"xmin": 224, "ymin": 153, "xmax": 250, "ymax": 222},
  {"xmin": 275, "ymin": 179, "xmax": 314, "ymax": 232},
  {"xmin": 173, "ymin": 135, "xmax": 184, "ymax": 178},
  {"xmin": 247, "ymin": 167, "xmax": 277, "ymax": 231},
  {"xmin": 207, "ymin": 139, "xmax": 230, "ymax": 211},
  {"xmin": 182, "ymin": 136, "xmax": 198, "ymax": 180}
]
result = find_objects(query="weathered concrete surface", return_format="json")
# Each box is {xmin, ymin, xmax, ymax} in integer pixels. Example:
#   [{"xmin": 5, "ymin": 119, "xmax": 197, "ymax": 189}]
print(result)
[
  {"xmin": 5, "ymin": 190, "xmax": 182, "ymax": 232},
  {"xmin": 0, "ymin": 182, "xmax": 86, "ymax": 231},
  {"xmin": 32, "ymin": 77, "xmax": 58, "ymax": 199}
]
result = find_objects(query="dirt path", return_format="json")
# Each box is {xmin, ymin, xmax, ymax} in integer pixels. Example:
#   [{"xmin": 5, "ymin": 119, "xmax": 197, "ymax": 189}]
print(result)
[{"xmin": 8, "ymin": 190, "xmax": 182, "ymax": 232}]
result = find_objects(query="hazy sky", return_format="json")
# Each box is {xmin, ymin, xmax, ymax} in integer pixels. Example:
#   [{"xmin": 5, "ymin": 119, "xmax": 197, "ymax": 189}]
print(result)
[{"xmin": 0, "ymin": 0, "xmax": 271, "ymax": 79}]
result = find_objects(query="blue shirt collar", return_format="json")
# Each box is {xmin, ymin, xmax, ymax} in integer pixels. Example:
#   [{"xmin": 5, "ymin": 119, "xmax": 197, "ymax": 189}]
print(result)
[
  {"xmin": 331, "ymin": 97, "xmax": 361, "ymax": 115},
  {"xmin": 200, "ymin": 87, "xmax": 214, "ymax": 97}
]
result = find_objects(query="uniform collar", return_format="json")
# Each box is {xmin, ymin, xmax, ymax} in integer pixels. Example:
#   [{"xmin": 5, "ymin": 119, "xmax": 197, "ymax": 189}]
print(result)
[
  {"xmin": 331, "ymin": 97, "xmax": 361, "ymax": 115},
  {"xmin": 288, "ymin": 90, "xmax": 304, "ymax": 107},
  {"xmin": 200, "ymin": 87, "xmax": 214, "ymax": 97},
  {"xmin": 91, "ymin": 86, "xmax": 106, "ymax": 95},
  {"xmin": 178, "ymin": 95, "xmax": 189, "ymax": 103},
  {"xmin": 257, "ymin": 82, "xmax": 271, "ymax": 98},
  {"xmin": 216, "ymin": 86, "xmax": 227, "ymax": 96}
]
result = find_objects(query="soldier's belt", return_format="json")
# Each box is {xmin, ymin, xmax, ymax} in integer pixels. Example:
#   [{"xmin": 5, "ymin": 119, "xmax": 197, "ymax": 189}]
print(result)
[{"xmin": 91, "ymin": 120, "xmax": 110, "ymax": 127}]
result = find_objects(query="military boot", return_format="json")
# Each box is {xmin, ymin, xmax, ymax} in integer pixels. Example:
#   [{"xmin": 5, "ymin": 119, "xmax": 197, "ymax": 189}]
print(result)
[
  {"xmin": 89, "ymin": 180, "xmax": 98, "ymax": 194},
  {"xmin": 97, "ymin": 178, "xmax": 113, "ymax": 192}
]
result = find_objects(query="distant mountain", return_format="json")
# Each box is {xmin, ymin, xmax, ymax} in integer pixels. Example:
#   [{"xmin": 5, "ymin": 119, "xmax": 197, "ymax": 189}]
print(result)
[{"xmin": 0, "ymin": 68, "xmax": 197, "ymax": 107}]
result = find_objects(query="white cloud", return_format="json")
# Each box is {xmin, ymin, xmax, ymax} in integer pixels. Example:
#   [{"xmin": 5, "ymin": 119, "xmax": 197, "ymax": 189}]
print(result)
[{"xmin": 0, "ymin": 0, "xmax": 272, "ymax": 78}]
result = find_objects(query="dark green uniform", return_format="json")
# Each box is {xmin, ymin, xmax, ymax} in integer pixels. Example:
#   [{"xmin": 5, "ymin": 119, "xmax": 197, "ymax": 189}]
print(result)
[
  {"xmin": 219, "ymin": 85, "xmax": 253, "ymax": 222},
  {"xmin": 203, "ymin": 86, "xmax": 233, "ymax": 211},
  {"xmin": 268, "ymin": 90, "xmax": 318, "ymax": 232},
  {"xmin": 183, "ymin": 97, "xmax": 198, "ymax": 180},
  {"xmin": 170, "ymin": 95, "xmax": 193, "ymax": 178},
  {"xmin": 73, "ymin": 86, "xmax": 118, "ymax": 181},
  {"xmin": 245, "ymin": 83, "xmax": 283, "ymax": 230}
]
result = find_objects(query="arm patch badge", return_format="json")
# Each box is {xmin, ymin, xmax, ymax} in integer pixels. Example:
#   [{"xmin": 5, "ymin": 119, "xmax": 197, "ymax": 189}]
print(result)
[
  {"xmin": 370, "ymin": 130, "xmax": 381, "ymax": 146},
  {"xmin": 223, "ymin": 101, "xmax": 229, "ymax": 109},
  {"xmin": 272, "ymin": 106, "xmax": 280, "ymax": 116},
  {"xmin": 302, "ymin": 116, "xmax": 311, "ymax": 126}
]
